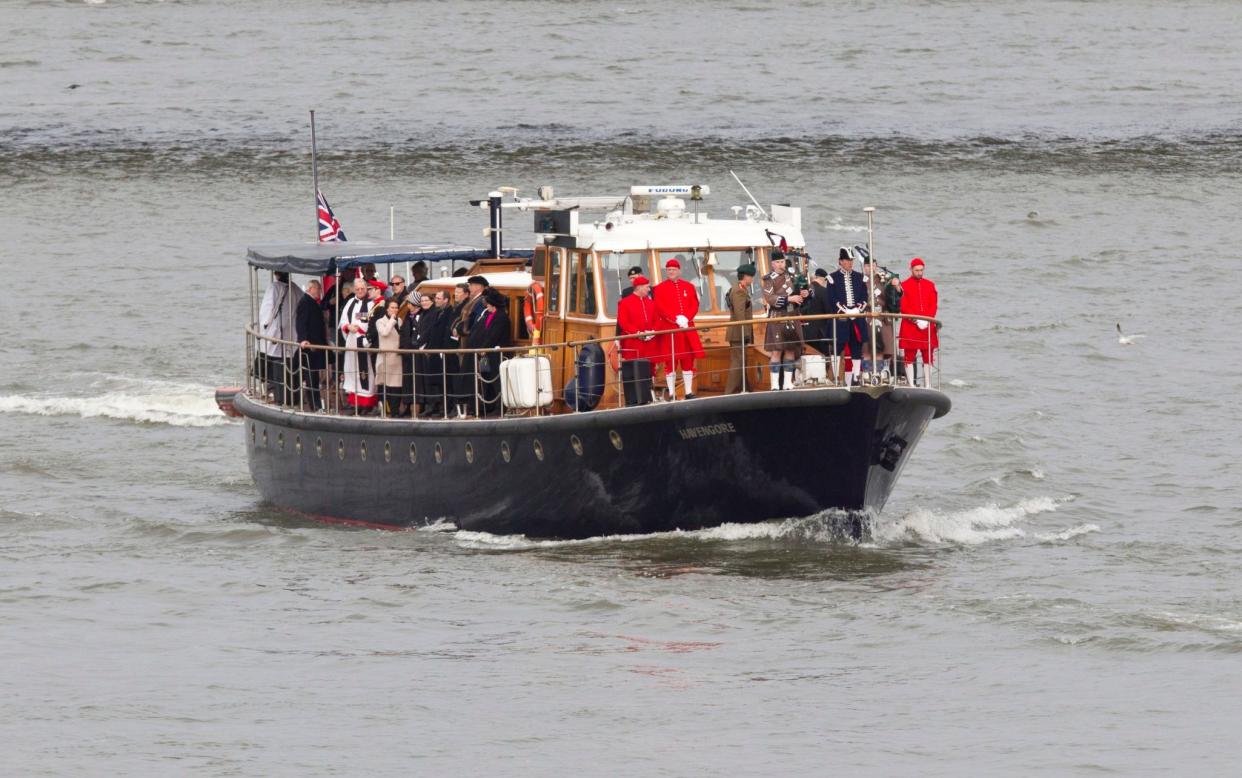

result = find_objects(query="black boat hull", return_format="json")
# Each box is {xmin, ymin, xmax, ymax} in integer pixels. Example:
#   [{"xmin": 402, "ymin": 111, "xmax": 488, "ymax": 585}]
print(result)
[{"xmin": 235, "ymin": 388, "xmax": 950, "ymax": 539}]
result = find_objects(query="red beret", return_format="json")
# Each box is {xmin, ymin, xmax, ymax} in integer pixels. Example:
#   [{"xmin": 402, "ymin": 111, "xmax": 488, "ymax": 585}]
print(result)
[
  {"xmin": 665, "ymin": 258, "xmax": 681, "ymax": 269},
  {"xmin": 632, "ymin": 275, "xmax": 650, "ymax": 286},
  {"xmin": 910, "ymin": 257, "xmax": 925, "ymax": 269}
]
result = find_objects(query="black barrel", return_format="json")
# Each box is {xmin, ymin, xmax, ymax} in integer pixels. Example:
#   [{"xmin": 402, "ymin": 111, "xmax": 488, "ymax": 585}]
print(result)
[{"xmin": 621, "ymin": 359, "xmax": 652, "ymax": 407}]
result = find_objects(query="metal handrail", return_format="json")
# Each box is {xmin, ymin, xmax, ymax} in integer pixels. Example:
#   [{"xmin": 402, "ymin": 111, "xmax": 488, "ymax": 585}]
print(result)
[
  {"xmin": 245, "ymin": 311, "xmax": 942, "ymax": 356},
  {"xmin": 246, "ymin": 310, "xmax": 942, "ymax": 419}
]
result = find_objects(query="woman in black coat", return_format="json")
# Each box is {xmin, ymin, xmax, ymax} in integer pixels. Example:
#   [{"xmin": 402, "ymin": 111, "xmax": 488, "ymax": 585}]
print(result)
[
  {"xmin": 410, "ymin": 295, "xmax": 439, "ymax": 415},
  {"xmin": 465, "ymin": 289, "xmax": 512, "ymax": 418}
]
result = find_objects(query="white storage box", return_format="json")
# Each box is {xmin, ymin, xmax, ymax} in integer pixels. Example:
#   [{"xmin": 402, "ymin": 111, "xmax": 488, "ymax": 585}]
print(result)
[
  {"xmin": 799, "ymin": 354, "xmax": 828, "ymax": 385},
  {"xmin": 501, "ymin": 355, "xmax": 553, "ymax": 408}
]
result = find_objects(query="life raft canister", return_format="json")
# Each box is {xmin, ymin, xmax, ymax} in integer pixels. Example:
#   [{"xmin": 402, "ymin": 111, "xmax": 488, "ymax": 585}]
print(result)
[{"xmin": 524, "ymin": 282, "xmax": 545, "ymax": 343}]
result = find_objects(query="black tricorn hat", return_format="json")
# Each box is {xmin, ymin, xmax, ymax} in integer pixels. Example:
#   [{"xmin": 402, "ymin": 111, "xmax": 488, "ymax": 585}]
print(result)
[{"xmin": 467, "ymin": 275, "xmax": 489, "ymax": 287}]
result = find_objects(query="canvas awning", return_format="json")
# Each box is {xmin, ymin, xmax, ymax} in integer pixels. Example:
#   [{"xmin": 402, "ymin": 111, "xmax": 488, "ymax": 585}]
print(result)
[{"xmin": 245, "ymin": 241, "xmax": 532, "ymax": 274}]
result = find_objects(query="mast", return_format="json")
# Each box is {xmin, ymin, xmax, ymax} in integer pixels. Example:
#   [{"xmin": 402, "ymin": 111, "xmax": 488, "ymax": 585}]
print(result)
[
  {"xmin": 489, "ymin": 191, "xmax": 503, "ymax": 257},
  {"xmin": 310, "ymin": 110, "xmax": 320, "ymax": 242}
]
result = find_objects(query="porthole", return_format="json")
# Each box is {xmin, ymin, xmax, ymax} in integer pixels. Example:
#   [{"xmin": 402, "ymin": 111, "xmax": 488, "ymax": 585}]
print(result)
[
  {"xmin": 337, "ymin": 439, "xmax": 345, "ymax": 460},
  {"xmin": 261, "ymin": 429, "xmax": 268, "ymax": 447},
  {"xmin": 409, "ymin": 442, "xmax": 418, "ymax": 464},
  {"xmin": 609, "ymin": 430, "xmax": 623, "ymax": 450},
  {"xmin": 570, "ymin": 435, "xmax": 583, "ymax": 456},
  {"xmin": 315, "ymin": 437, "xmax": 324, "ymax": 458},
  {"xmin": 277, "ymin": 432, "xmax": 284, "ymax": 450},
  {"xmin": 464, "ymin": 442, "xmax": 474, "ymax": 464},
  {"xmin": 383, "ymin": 441, "xmax": 391, "ymax": 463},
  {"xmin": 295, "ymin": 435, "xmax": 302, "ymax": 455},
  {"xmin": 500, "ymin": 441, "xmax": 511, "ymax": 462},
  {"xmin": 434, "ymin": 442, "xmax": 443, "ymax": 464},
  {"xmin": 533, "ymin": 439, "xmax": 544, "ymax": 461},
  {"xmin": 360, "ymin": 441, "xmax": 368, "ymax": 462}
]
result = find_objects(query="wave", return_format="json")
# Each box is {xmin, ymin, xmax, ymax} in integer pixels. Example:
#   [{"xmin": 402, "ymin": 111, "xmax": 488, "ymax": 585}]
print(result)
[
  {"xmin": 872, "ymin": 496, "xmax": 1092, "ymax": 545},
  {"xmin": 451, "ymin": 500, "xmax": 1092, "ymax": 551},
  {"xmin": 0, "ymin": 377, "xmax": 232, "ymax": 428},
  {"xmin": 3, "ymin": 129, "xmax": 1240, "ymax": 179},
  {"xmin": 453, "ymin": 513, "xmax": 863, "ymax": 551}
]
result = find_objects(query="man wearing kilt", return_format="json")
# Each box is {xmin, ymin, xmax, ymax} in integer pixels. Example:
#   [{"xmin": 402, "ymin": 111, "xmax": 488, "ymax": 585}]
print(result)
[{"xmin": 761, "ymin": 252, "xmax": 807, "ymax": 390}]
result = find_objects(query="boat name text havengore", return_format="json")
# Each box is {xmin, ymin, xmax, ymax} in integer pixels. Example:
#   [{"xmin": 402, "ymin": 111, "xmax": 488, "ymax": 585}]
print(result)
[{"xmin": 678, "ymin": 422, "xmax": 736, "ymax": 440}]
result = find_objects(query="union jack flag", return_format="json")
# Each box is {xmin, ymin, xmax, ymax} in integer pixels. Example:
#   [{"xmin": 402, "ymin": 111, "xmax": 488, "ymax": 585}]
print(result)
[{"xmin": 317, "ymin": 190, "xmax": 347, "ymax": 242}]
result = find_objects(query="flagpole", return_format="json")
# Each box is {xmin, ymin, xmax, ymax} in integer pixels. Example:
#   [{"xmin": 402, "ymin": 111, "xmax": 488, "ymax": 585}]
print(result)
[{"xmin": 310, "ymin": 110, "xmax": 320, "ymax": 242}]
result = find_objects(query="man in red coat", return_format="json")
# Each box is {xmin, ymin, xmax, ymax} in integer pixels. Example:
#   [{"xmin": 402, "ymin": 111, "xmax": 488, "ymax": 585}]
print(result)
[
  {"xmin": 653, "ymin": 257, "xmax": 706, "ymax": 399},
  {"xmin": 898, "ymin": 257, "xmax": 939, "ymax": 388},
  {"xmin": 616, "ymin": 275, "xmax": 657, "ymax": 361}
]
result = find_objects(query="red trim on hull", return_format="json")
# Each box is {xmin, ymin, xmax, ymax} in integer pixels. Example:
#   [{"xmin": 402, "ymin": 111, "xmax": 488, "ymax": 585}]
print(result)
[{"xmin": 274, "ymin": 505, "xmax": 414, "ymax": 532}]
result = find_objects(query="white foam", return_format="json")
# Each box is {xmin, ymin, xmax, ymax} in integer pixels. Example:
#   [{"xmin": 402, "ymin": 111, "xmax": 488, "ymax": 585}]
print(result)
[
  {"xmin": 0, "ymin": 379, "xmax": 232, "ymax": 428},
  {"xmin": 453, "ymin": 516, "xmax": 844, "ymax": 550},
  {"xmin": 948, "ymin": 378, "xmax": 972, "ymax": 388},
  {"xmin": 820, "ymin": 221, "xmax": 868, "ymax": 233},
  {"xmin": 1153, "ymin": 612, "xmax": 1242, "ymax": 635},
  {"xmin": 452, "ymin": 499, "xmax": 1091, "ymax": 551},
  {"xmin": 1034, "ymin": 523, "xmax": 1099, "ymax": 542},
  {"xmin": 873, "ymin": 496, "xmax": 1076, "ymax": 545},
  {"xmin": 418, "ymin": 519, "xmax": 459, "ymax": 533}
]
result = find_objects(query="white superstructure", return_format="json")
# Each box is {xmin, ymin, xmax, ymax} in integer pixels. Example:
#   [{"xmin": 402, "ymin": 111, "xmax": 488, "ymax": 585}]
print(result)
[{"xmin": 505, "ymin": 183, "xmax": 806, "ymax": 253}]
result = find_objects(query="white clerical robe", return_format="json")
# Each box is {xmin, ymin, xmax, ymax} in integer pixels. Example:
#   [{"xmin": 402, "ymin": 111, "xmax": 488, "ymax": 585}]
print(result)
[{"xmin": 339, "ymin": 295, "xmax": 375, "ymax": 401}]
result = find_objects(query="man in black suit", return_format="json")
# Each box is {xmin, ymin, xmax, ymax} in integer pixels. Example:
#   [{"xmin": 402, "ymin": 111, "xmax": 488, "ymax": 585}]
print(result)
[
  {"xmin": 828, "ymin": 248, "xmax": 871, "ymax": 387},
  {"xmin": 801, "ymin": 267, "xmax": 833, "ymax": 356},
  {"xmin": 416, "ymin": 291, "xmax": 455, "ymax": 418},
  {"xmin": 295, "ymin": 279, "xmax": 328, "ymax": 411}
]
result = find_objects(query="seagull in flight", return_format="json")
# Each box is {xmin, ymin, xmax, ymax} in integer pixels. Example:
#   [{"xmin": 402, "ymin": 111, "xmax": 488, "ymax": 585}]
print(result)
[{"xmin": 1116, "ymin": 323, "xmax": 1145, "ymax": 345}]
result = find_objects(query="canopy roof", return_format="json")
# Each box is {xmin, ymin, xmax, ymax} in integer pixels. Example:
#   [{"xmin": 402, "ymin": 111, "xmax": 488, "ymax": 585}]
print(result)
[{"xmin": 246, "ymin": 241, "xmax": 532, "ymax": 274}]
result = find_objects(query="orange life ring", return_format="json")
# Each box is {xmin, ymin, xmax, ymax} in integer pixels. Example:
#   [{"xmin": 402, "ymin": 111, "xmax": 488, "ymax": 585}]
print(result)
[{"xmin": 524, "ymin": 282, "xmax": 545, "ymax": 342}]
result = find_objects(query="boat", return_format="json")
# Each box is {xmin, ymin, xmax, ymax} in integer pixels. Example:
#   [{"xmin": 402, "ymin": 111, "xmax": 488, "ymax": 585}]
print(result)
[{"xmin": 228, "ymin": 184, "xmax": 950, "ymax": 538}]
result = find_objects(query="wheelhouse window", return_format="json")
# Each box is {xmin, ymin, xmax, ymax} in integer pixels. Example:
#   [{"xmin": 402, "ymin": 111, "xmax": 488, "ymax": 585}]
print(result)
[
  {"xmin": 546, "ymin": 247, "xmax": 562, "ymax": 314},
  {"xmin": 600, "ymin": 250, "xmax": 648, "ymax": 316},
  {"xmin": 702, "ymin": 248, "xmax": 756, "ymax": 312},
  {"xmin": 657, "ymin": 249, "xmax": 709, "ymax": 313},
  {"xmin": 568, "ymin": 249, "xmax": 597, "ymax": 317},
  {"xmin": 657, "ymin": 250, "xmax": 702, "ymax": 288}
]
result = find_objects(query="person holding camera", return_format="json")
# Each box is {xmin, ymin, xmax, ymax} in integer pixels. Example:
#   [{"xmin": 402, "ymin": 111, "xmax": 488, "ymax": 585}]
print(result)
[{"xmin": 862, "ymin": 252, "xmax": 903, "ymax": 362}]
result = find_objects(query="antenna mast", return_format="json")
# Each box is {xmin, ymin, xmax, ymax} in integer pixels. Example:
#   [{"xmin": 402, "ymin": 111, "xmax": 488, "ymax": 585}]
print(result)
[{"xmin": 729, "ymin": 170, "xmax": 769, "ymax": 220}]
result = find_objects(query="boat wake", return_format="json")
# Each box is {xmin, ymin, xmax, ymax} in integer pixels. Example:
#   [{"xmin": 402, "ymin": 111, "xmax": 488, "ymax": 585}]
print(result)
[
  {"xmin": 451, "ymin": 514, "xmax": 863, "ymax": 551},
  {"xmin": 872, "ymin": 496, "xmax": 1096, "ymax": 545},
  {"xmin": 450, "ymin": 496, "xmax": 1095, "ymax": 550},
  {"xmin": 0, "ymin": 377, "xmax": 232, "ymax": 428}
]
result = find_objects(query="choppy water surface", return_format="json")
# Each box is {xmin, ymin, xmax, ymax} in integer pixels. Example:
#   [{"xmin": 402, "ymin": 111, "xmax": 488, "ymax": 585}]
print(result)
[{"xmin": 3, "ymin": 1, "xmax": 1242, "ymax": 774}]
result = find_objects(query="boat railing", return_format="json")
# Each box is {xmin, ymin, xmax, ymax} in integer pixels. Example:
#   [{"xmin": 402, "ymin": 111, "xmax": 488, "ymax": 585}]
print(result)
[{"xmin": 244, "ymin": 311, "xmax": 941, "ymax": 420}]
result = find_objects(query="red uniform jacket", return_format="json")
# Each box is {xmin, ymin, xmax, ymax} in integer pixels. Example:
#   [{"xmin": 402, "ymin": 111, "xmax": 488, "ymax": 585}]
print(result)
[
  {"xmin": 898, "ymin": 276, "xmax": 939, "ymax": 352},
  {"xmin": 616, "ymin": 293, "xmax": 658, "ymax": 361},
  {"xmin": 652, "ymin": 278, "xmax": 706, "ymax": 365}
]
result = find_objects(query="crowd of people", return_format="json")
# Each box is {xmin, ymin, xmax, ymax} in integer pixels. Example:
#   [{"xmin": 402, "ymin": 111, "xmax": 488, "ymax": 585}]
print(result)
[
  {"xmin": 255, "ymin": 248, "xmax": 940, "ymax": 418},
  {"xmin": 615, "ymin": 248, "xmax": 940, "ymax": 396},
  {"xmin": 258, "ymin": 263, "xmax": 512, "ymax": 419}
]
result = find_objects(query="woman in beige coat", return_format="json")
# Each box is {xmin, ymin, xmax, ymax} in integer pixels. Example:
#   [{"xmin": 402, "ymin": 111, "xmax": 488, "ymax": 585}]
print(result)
[{"xmin": 374, "ymin": 299, "xmax": 405, "ymax": 416}]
